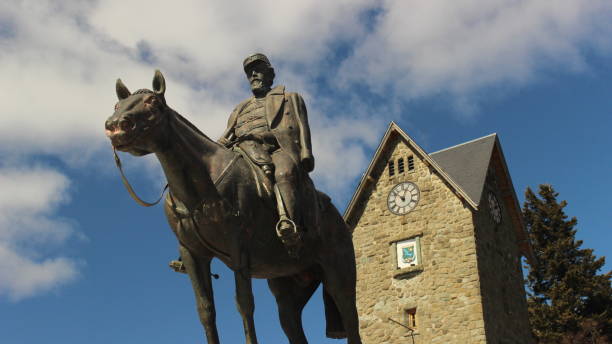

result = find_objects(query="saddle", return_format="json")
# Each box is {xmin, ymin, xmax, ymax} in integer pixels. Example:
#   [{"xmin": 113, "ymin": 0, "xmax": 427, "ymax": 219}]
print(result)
[
  {"xmin": 233, "ymin": 144, "xmax": 274, "ymax": 200},
  {"xmin": 232, "ymin": 145, "xmax": 322, "ymax": 238},
  {"xmin": 166, "ymin": 147, "xmax": 330, "ymax": 272}
]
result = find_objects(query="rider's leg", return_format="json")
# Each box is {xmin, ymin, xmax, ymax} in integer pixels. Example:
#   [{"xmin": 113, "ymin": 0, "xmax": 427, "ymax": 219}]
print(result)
[
  {"xmin": 271, "ymin": 151, "xmax": 299, "ymax": 222},
  {"xmin": 271, "ymin": 151, "xmax": 303, "ymax": 256}
]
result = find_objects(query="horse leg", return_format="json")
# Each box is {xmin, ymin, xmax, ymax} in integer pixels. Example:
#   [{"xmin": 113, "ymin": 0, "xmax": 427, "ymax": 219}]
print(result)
[
  {"xmin": 267, "ymin": 275, "xmax": 320, "ymax": 344},
  {"xmin": 180, "ymin": 245, "xmax": 220, "ymax": 344},
  {"xmin": 234, "ymin": 254, "xmax": 258, "ymax": 344}
]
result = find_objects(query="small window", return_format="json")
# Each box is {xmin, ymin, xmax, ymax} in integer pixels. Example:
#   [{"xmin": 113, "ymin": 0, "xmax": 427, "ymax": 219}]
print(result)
[
  {"xmin": 405, "ymin": 308, "xmax": 417, "ymax": 329},
  {"xmin": 407, "ymin": 156, "xmax": 415, "ymax": 171},
  {"xmin": 397, "ymin": 158, "xmax": 405, "ymax": 174},
  {"xmin": 388, "ymin": 160, "xmax": 395, "ymax": 176}
]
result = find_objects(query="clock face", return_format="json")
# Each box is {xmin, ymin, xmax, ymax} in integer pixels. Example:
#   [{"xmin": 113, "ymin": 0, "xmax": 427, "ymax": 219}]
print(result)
[
  {"xmin": 488, "ymin": 192, "xmax": 502, "ymax": 224},
  {"xmin": 387, "ymin": 182, "xmax": 420, "ymax": 215}
]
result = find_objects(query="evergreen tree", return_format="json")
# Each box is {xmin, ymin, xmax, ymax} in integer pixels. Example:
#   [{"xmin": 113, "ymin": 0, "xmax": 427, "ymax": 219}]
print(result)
[{"xmin": 523, "ymin": 184, "xmax": 612, "ymax": 343}]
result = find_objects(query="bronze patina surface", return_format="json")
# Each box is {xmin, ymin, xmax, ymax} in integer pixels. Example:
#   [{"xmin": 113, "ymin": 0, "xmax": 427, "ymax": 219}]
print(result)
[{"xmin": 104, "ymin": 57, "xmax": 361, "ymax": 344}]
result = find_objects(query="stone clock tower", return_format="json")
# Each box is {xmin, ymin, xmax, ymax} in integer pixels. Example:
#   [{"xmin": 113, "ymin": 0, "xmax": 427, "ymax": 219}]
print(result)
[{"xmin": 344, "ymin": 123, "xmax": 535, "ymax": 344}]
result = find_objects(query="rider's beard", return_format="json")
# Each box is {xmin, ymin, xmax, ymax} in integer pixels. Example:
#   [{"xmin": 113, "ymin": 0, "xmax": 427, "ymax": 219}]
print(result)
[{"xmin": 251, "ymin": 79, "xmax": 270, "ymax": 97}]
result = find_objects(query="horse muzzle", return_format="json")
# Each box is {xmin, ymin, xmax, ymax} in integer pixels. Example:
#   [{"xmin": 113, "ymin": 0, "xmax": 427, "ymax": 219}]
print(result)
[{"xmin": 105, "ymin": 118, "xmax": 137, "ymax": 149}]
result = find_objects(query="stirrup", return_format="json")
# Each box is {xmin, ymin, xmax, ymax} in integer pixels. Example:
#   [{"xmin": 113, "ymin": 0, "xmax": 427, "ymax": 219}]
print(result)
[
  {"xmin": 275, "ymin": 218, "xmax": 302, "ymax": 258},
  {"xmin": 169, "ymin": 260, "xmax": 186, "ymax": 274}
]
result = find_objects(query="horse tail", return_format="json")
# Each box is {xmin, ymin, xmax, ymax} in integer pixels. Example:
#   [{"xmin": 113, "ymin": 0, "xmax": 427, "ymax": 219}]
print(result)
[
  {"xmin": 320, "ymin": 195, "xmax": 349, "ymax": 339},
  {"xmin": 323, "ymin": 287, "xmax": 347, "ymax": 338}
]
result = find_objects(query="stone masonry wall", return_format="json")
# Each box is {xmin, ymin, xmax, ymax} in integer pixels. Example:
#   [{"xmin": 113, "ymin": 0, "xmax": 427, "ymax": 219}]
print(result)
[
  {"xmin": 472, "ymin": 168, "xmax": 534, "ymax": 343},
  {"xmin": 352, "ymin": 134, "xmax": 488, "ymax": 343}
]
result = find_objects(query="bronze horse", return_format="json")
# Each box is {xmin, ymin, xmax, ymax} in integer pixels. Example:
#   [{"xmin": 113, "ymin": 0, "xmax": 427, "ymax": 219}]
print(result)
[{"xmin": 104, "ymin": 71, "xmax": 362, "ymax": 344}]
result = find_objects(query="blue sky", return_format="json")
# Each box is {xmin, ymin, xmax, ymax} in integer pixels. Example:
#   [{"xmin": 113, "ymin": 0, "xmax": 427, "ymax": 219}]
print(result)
[{"xmin": 1, "ymin": 1, "xmax": 611, "ymax": 343}]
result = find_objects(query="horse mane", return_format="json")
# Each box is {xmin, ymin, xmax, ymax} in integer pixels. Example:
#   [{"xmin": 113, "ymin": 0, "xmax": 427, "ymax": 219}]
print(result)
[
  {"xmin": 171, "ymin": 110, "xmax": 214, "ymax": 143},
  {"xmin": 134, "ymin": 88, "xmax": 153, "ymax": 95},
  {"xmin": 137, "ymin": 88, "xmax": 216, "ymax": 143}
]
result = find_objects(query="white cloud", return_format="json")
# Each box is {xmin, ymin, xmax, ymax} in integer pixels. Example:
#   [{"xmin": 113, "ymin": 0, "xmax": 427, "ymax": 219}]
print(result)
[
  {"xmin": 307, "ymin": 95, "xmax": 389, "ymax": 197},
  {"xmin": 2, "ymin": 0, "xmax": 611, "ymax": 163},
  {"xmin": 339, "ymin": 0, "xmax": 612, "ymax": 102},
  {"xmin": 0, "ymin": 245, "xmax": 77, "ymax": 301},
  {"xmin": 88, "ymin": 0, "xmax": 371, "ymax": 81},
  {"xmin": 0, "ymin": 0, "xmax": 380, "ymax": 193},
  {"xmin": 310, "ymin": 115, "xmax": 384, "ymax": 200},
  {"xmin": 0, "ymin": 166, "xmax": 79, "ymax": 301}
]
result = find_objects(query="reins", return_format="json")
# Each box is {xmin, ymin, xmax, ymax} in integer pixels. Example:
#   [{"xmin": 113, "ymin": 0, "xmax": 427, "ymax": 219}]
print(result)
[
  {"xmin": 113, "ymin": 147, "xmax": 168, "ymax": 207},
  {"xmin": 113, "ymin": 147, "xmax": 239, "ymax": 207}
]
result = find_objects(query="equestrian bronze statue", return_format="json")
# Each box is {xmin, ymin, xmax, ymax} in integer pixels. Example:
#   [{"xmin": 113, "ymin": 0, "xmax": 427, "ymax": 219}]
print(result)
[{"xmin": 104, "ymin": 62, "xmax": 362, "ymax": 343}]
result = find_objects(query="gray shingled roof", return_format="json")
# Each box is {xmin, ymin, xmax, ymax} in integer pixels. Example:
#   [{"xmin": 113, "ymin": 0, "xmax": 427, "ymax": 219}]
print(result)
[{"xmin": 429, "ymin": 134, "xmax": 497, "ymax": 206}]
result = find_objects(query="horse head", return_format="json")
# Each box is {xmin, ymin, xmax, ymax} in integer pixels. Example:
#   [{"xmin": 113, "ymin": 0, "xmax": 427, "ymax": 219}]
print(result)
[{"xmin": 105, "ymin": 70, "xmax": 169, "ymax": 156}]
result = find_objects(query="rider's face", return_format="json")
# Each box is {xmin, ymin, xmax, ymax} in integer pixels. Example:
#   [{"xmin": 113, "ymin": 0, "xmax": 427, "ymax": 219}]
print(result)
[{"xmin": 245, "ymin": 61, "xmax": 272, "ymax": 95}]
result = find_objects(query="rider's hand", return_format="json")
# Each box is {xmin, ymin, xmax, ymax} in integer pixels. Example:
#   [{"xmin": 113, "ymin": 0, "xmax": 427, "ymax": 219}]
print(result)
[{"xmin": 217, "ymin": 137, "xmax": 230, "ymax": 147}]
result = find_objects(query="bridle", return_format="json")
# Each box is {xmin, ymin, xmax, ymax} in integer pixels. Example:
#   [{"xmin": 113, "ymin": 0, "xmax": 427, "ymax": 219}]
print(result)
[
  {"xmin": 111, "ymin": 94, "xmax": 169, "ymax": 207},
  {"xmin": 113, "ymin": 147, "xmax": 168, "ymax": 207},
  {"xmin": 111, "ymin": 98, "xmax": 240, "ymax": 207},
  {"xmin": 113, "ymin": 146, "xmax": 240, "ymax": 208}
]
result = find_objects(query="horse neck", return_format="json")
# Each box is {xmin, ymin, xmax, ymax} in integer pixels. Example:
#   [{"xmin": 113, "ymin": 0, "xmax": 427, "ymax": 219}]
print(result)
[{"xmin": 155, "ymin": 109, "xmax": 233, "ymax": 209}]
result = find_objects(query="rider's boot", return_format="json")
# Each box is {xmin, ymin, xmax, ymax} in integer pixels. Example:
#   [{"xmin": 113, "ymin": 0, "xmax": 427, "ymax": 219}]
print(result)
[
  {"xmin": 262, "ymin": 164, "xmax": 273, "ymax": 176},
  {"xmin": 275, "ymin": 181, "xmax": 302, "ymax": 258}
]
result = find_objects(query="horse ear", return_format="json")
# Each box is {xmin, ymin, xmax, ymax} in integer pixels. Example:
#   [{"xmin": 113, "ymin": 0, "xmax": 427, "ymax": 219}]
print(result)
[
  {"xmin": 116, "ymin": 79, "xmax": 131, "ymax": 100},
  {"xmin": 152, "ymin": 70, "xmax": 166, "ymax": 96}
]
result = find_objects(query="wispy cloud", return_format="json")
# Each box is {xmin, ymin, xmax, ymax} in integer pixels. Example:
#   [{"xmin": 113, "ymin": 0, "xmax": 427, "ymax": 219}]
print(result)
[
  {"xmin": 3, "ymin": 0, "xmax": 611, "ymax": 183},
  {"xmin": 0, "ymin": 0, "xmax": 384, "ymax": 196},
  {"xmin": 338, "ymin": 0, "xmax": 612, "ymax": 107},
  {"xmin": 0, "ymin": 165, "xmax": 79, "ymax": 301}
]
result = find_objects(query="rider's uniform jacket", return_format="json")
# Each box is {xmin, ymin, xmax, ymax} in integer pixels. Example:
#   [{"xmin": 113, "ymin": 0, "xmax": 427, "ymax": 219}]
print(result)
[
  {"xmin": 219, "ymin": 85, "xmax": 314, "ymax": 172},
  {"xmin": 234, "ymin": 98, "xmax": 269, "ymax": 138}
]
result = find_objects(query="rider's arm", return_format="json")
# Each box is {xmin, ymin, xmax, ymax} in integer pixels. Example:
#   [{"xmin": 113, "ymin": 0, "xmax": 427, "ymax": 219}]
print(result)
[
  {"xmin": 218, "ymin": 101, "xmax": 245, "ymax": 147},
  {"xmin": 290, "ymin": 93, "xmax": 314, "ymax": 172}
]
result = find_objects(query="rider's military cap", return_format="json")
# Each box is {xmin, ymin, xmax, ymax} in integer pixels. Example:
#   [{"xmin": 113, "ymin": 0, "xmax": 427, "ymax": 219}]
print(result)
[{"xmin": 243, "ymin": 53, "xmax": 271, "ymax": 72}]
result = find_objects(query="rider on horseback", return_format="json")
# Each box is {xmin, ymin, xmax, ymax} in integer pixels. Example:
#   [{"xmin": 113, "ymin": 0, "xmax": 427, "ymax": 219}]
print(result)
[{"xmin": 217, "ymin": 53, "xmax": 315, "ymax": 256}]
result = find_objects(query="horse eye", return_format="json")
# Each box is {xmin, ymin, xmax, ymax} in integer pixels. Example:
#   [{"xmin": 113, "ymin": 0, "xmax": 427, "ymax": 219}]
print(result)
[{"xmin": 145, "ymin": 96, "xmax": 156, "ymax": 105}]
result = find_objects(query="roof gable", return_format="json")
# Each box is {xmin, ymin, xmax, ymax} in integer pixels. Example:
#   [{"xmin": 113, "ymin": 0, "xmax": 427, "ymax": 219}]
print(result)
[
  {"xmin": 344, "ymin": 122, "xmax": 477, "ymax": 225},
  {"xmin": 342, "ymin": 122, "xmax": 534, "ymax": 263}
]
